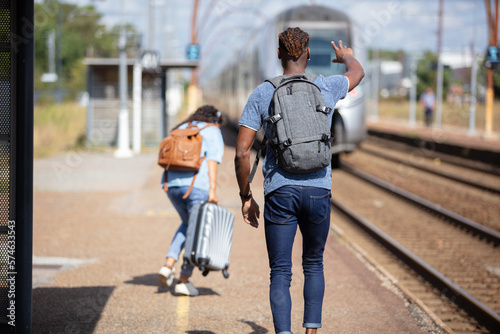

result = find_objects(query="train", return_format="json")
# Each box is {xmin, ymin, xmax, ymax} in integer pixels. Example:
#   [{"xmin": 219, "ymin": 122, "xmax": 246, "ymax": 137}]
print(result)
[{"xmin": 202, "ymin": 4, "xmax": 367, "ymax": 161}]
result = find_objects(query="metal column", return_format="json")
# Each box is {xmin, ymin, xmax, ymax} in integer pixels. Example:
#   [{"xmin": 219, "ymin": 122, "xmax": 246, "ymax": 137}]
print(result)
[
  {"xmin": 0, "ymin": 0, "xmax": 34, "ymax": 332},
  {"xmin": 161, "ymin": 70, "xmax": 167, "ymax": 139}
]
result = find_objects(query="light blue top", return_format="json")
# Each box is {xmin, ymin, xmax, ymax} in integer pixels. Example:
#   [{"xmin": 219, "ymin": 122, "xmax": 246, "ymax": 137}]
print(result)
[
  {"xmin": 239, "ymin": 74, "xmax": 349, "ymax": 196},
  {"xmin": 420, "ymin": 91, "xmax": 436, "ymax": 109},
  {"xmin": 161, "ymin": 121, "xmax": 224, "ymax": 192}
]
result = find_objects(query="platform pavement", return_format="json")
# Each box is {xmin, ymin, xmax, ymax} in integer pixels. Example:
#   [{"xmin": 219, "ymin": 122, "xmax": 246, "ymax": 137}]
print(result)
[{"xmin": 32, "ymin": 146, "xmax": 443, "ymax": 333}]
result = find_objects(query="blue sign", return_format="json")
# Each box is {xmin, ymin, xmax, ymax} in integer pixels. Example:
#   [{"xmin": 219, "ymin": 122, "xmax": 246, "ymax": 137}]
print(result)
[
  {"xmin": 486, "ymin": 46, "xmax": 499, "ymax": 68},
  {"xmin": 187, "ymin": 44, "xmax": 200, "ymax": 61}
]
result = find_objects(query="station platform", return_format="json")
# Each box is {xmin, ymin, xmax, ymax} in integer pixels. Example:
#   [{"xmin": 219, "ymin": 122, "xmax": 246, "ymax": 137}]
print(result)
[
  {"xmin": 366, "ymin": 118, "xmax": 500, "ymax": 167},
  {"xmin": 32, "ymin": 145, "xmax": 443, "ymax": 333}
]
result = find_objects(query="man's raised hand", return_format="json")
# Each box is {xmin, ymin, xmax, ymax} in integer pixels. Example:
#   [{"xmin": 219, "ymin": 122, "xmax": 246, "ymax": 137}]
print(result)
[{"xmin": 331, "ymin": 40, "xmax": 354, "ymax": 64}]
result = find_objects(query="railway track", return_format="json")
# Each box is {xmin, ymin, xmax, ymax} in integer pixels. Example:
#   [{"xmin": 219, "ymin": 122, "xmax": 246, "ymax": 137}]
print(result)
[
  {"xmin": 358, "ymin": 145, "xmax": 500, "ymax": 195},
  {"xmin": 366, "ymin": 135, "xmax": 500, "ymax": 177},
  {"xmin": 331, "ymin": 160, "xmax": 500, "ymax": 333},
  {"xmin": 340, "ymin": 163, "xmax": 500, "ymax": 246},
  {"xmin": 342, "ymin": 142, "xmax": 500, "ymax": 234}
]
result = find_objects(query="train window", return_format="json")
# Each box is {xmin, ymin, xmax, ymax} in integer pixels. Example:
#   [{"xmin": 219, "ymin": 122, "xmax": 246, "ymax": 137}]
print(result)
[
  {"xmin": 309, "ymin": 54, "xmax": 331, "ymax": 67},
  {"xmin": 307, "ymin": 28, "xmax": 349, "ymax": 75}
]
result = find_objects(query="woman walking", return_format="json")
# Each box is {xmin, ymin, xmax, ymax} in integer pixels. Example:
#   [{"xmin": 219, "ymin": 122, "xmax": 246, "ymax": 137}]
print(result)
[{"xmin": 158, "ymin": 105, "xmax": 224, "ymax": 296}]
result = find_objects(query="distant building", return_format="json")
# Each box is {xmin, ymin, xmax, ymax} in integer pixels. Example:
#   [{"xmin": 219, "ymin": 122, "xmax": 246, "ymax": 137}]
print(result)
[{"xmin": 379, "ymin": 60, "xmax": 403, "ymax": 98}]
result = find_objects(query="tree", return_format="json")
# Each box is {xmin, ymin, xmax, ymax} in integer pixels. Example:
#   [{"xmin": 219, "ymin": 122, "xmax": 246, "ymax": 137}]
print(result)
[
  {"xmin": 368, "ymin": 49, "xmax": 405, "ymax": 61},
  {"xmin": 34, "ymin": 0, "xmax": 138, "ymax": 100},
  {"xmin": 416, "ymin": 50, "xmax": 451, "ymax": 98}
]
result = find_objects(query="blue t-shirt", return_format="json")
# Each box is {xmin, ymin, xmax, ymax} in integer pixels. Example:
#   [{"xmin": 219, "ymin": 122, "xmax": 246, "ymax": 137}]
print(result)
[
  {"xmin": 420, "ymin": 91, "xmax": 436, "ymax": 109},
  {"xmin": 239, "ymin": 74, "xmax": 349, "ymax": 196},
  {"xmin": 161, "ymin": 121, "xmax": 224, "ymax": 192}
]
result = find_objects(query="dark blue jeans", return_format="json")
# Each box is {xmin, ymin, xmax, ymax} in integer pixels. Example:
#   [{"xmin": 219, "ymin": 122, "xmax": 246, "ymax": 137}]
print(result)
[{"xmin": 264, "ymin": 186, "xmax": 331, "ymax": 334}]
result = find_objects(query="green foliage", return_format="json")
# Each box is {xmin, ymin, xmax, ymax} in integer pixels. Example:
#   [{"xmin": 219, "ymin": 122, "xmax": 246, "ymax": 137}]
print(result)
[
  {"xmin": 369, "ymin": 49, "xmax": 405, "ymax": 61},
  {"xmin": 415, "ymin": 50, "xmax": 452, "ymax": 98},
  {"xmin": 416, "ymin": 51, "xmax": 437, "ymax": 97},
  {"xmin": 34, "ymin": 0, "xmax": 138, "ymax": 100}
]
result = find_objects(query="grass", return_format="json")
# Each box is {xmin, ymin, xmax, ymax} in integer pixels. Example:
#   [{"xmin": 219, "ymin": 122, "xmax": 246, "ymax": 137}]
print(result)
[
  {"xmin": 372, "ymin": 99, "xmax": 500, "ymax": 133},
  {"xmin": 34, "ymin": 102, "xmax": 87, "ymax": 158}
]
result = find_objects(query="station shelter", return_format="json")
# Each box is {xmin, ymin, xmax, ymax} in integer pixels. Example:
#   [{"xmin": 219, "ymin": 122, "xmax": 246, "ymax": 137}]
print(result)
[{"xmin": 84, "ymin": 58, "xmax": 198, "ymax": 148}]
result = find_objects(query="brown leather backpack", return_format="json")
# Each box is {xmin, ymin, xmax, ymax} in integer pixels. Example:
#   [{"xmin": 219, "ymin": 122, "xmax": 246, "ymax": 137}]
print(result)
[{"xmin": 158, "ymin": 122, "xmax": 215, "ymax": 198}]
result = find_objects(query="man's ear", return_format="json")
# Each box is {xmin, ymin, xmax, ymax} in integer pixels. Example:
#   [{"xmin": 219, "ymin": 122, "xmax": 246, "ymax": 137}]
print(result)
[
  {"xmin": 307, "ymin": 48, "xmax": 311, "ymax": 60},
  {"xmin": 277, "ymin": 48, "xmax": 281, "ymax": 59}
]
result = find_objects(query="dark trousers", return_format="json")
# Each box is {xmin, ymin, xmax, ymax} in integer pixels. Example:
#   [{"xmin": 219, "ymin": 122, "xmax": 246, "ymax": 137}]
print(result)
[
  {"xmin": 264, "ymin": 186, "xmax": 331, "ymax": 333},
  {"xmin": 425, "ymin": 108, "xmax": 433, "ymax": 127}
]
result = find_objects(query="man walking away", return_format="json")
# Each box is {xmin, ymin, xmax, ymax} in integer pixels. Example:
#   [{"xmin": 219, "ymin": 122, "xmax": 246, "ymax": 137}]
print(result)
[{"xmin": 235, "ymin": 27, "xmax": 364, "ymax": 334}]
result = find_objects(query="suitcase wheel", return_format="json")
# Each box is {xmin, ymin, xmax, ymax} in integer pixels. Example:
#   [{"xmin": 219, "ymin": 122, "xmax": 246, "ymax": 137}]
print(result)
[
  {"xmin": 198, "ymin": 259, "xmax": 209, "ymax": 272},
  {"xmin": 222, "ymin": 269, "xmax": 230, "ymax": 279}
]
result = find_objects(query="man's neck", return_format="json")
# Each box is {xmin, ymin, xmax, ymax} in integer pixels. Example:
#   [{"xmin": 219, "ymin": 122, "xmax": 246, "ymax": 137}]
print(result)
[
  {"xmin": 283, "ymin": 62, "xmax": 306, "ymax": 75},
  {"xmin": 283, "ymin": 69, "xmax": 306, "ymax": 75}
]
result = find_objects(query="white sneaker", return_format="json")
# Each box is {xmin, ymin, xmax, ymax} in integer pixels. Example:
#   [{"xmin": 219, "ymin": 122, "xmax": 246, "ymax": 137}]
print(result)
[
  {"xmin": 158, "ymin": 266, "xmax": 175, "ymax": 288},
  {"xmin": 174, "ymin": 282, "xmax": 199, "ymax": 296}
]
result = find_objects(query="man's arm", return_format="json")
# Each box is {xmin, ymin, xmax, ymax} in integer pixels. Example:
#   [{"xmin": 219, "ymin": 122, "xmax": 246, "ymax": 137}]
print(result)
[
  {"xmin": 234, "ymin": 126, "xmax": 260, "ymax": 228},
  {"xmin": 331, "ymin": 40, "xmax": 365, "ymax": 92}
]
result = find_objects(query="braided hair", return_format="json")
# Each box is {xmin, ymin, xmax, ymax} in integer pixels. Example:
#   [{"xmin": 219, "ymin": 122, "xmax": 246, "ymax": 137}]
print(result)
[
  {"xmin": 278, "ymin": 27, "xmax": 310, "ymax": 61},
  {"xmin": 175, "ymin": 105, "xmax": 224, "ymax": 129}
]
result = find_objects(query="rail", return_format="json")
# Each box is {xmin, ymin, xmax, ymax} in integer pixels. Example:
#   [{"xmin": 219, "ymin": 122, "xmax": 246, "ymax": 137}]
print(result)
[
  {"xmin": 331, "ymin": 197, "xmax": 500, "ymax": 332},
  {"xmin": 359, "ymin": 146, "xmax": 500, "ymax": 195},
  {"xmin": 339, "ymin": 163, "xmax": 500, "ymax": 246}
]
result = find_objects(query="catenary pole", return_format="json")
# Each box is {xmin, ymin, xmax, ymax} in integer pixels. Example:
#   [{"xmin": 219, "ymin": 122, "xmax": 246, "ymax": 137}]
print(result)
[
  {"xmin": 437, "ymin": 0, "xmax": 444, "ymax": 57},
  {"xmin": 133, "ymin": 54, "xmax": 142, "ymax": 154},
  {"xmin": 115, "ymin": 2, "xmax": 133, "ymax": 158},
  {"xmin": 187, "ymin": 0, "xmax": 200, "ymax": 113},
  {"xmin": 435, "ymin": 0, "xmax": 444, "ymax": 129},
  {"xmin": 409, "ymin": 56, "xmax": 417, "ymax": 127},
  {"xmin": 469, "ymin": 51, "xmax": 478, "ymax": 135},
  {"xmin": 371, "ymin": 49, "xmax": 379, "ymax": 121},
  {"xmin": 57, "ymin": 3, "xmax": 63, "ymax": 103},
  {"xmin": 149, "ymin": 0, "xmax": 155, "ymax": 50},
  {"xmin": 435, "ymin": 55, "xmax": 444, "ymax": 129}
]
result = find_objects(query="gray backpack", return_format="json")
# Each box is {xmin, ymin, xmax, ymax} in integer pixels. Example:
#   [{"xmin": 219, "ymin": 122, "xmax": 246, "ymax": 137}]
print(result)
[{"xmin": 248, "ymin": 74, "xmax": 333, "ymax": 182}]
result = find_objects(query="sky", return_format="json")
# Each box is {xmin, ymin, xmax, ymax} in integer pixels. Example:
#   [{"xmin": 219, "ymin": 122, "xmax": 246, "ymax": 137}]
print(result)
[{"xmin": 47, "ymin": 0, "xmax": 492, "ymax": 76}]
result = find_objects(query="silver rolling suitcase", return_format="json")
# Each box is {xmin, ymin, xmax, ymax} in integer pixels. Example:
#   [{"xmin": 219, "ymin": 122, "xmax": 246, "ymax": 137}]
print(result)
[{"xmin": 182, "ymin": 202, "xmax": 234, "ymax": 278}]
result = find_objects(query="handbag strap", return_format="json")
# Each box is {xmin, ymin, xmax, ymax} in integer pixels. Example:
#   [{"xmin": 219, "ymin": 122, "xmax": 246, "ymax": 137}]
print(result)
[{"xmin": 163, "ymin": 156, "xmax": 207, "ymax": 199}]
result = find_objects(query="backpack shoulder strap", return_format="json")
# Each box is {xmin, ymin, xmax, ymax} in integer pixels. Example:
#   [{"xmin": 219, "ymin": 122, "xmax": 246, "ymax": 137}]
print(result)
[
  {"xmin": 303, "ymin": 73, "xmax": 318, "ymax": 83},
  {"xmin": 181, "ymin": 124, "xmax": 219, "ymax": 197},
  {"xmin": 247, "ymin": 78, "xmax": 281, "ymax": 184},
  {"xmin": 265, "ymin": 75, "xmax": 285, "ymax": 88},
  {"xmin": 247, "ymin": 136, "xmax": 266, "ymax": 184}
]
